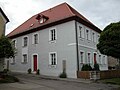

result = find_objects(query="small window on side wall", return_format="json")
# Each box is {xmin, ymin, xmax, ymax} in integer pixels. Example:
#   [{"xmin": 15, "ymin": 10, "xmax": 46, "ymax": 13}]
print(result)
[
  {"xmin": 22, "ymin": 54, "xmax": 28, "ymax": 63},
  {"xmin": 23, "ymin": 36, "xmax": 28, "ymax": 47},
  {"xmin": 49, "ymin": 52, "xmax": 57, "ymax": 66}
]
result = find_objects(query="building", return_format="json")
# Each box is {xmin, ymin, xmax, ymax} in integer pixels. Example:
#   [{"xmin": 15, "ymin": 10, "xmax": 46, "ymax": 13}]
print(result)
[
  {"xmin": 7, "ymin": 3, "xmax": 108, "ymax": 78},
  {"xmin": 0, "ymin": 7, "xmax": 9, "ymax": 71}
]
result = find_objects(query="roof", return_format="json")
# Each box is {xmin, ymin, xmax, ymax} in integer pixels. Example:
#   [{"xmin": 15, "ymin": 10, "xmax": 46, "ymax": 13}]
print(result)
[
  {"xmin": 0, "ymin": 7, "xmax": 9, "ymax": 23},
  {"xmin": 8, "ymin": 3, "xmax": 101, "ymax": 38}
]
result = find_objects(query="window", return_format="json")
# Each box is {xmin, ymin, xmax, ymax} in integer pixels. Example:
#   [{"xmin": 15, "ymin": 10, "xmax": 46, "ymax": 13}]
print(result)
[
  {"xmin": 49, "ymin": 29, "xmax": 57, "ymax": 41},
  {"xmin": 87, "ymin": 53, "xmax": 91, "ymax": 64},
  {"xmin": 86, "ymin": 30, "xmax": 89, "ymax": 40},
  {"xmin": 12, "ymin": 39, "xmax": 17, "ymax": 48},
  {"xmin": 23, "ymin": 37, "xmax": 28, "ymax": 47},
  {"xmin": 33, "ymin": 34, "xmax": 38, "ymax": 44},
  {"xmin": 11, "ymin": 57, "xmax": 15, "ymax": 64},
  {"xmin": 98, "ymin": 55, "xmax": 101, "ymax": 64},
  {"xmin": 79, "ymin": 26, "xmax": 82, "ymax": 38},
  {"xmin": 102, "ymin": 56, "xmax": 106, "ymax": 64},
  {"xmin": 80, "ymin": 51, "xmax": 85, "ymax": 64},
  {"xmin": 22, "ymin": 54, "xmax": 27, "ymax": 63},
  {"xmin": 92, "ymin": 32, "xmax": 95, "ymax": 42},
  {"xmin": 49, "ymin": 52, "xmax": 57, "ymax": 65}
]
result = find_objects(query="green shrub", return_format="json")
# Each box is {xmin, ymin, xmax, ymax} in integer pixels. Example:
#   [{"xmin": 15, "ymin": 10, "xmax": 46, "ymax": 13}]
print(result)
[
  {"xmin": 36, "ymin": 69, "xmax": 40, "ymax": 75},
  {"xmin": 3, "ymin": 69, "xmax": 9, "ymax": 73},
  {"xmin": 27, "ymin": 68, "xmax": 32, "ymax": 74},
  {"xmin": 59, "ymin": 72, "xmax": 67, "ymax": 78},
  {"xmin": 94, "ymin": 63, "xmax": 100, "ymax": 71},
  {"xmin": 81, "ymin": 64, "xmax": 92, "ymax": 71}
]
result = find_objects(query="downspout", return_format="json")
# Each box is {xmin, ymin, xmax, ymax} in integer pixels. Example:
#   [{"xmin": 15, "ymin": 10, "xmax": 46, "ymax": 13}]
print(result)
[{"xmin": 75, "ymin": 21, "xmax": 79, "ymax": 72}]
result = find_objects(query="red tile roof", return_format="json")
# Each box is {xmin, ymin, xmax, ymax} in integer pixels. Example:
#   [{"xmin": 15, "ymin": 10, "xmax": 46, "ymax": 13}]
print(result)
[{"xmin": 8, "ymin": 3, "xmax": 101, "ymax": 38}]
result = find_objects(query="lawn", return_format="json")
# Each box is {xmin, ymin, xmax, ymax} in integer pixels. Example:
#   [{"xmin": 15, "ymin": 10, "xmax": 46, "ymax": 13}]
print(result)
[{"xmin": 100, "ymin": 78, "xmax": 120, "ymax": 85}]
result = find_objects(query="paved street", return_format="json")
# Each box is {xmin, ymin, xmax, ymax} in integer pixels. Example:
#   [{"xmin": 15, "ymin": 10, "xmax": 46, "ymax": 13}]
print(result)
[{"xmin": 0, "ymin": 73, "xmax": 119, "ymax": 90}]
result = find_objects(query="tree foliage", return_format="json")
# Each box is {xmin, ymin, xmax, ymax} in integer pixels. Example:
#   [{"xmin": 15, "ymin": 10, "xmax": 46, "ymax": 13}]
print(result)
[
  {"xmin": 97, "ymin": 21, "xmax": 120, "ymax": 59},
  {"xmin": 0, "ymin": 35, "xmax": 15, "ymax": 59}
]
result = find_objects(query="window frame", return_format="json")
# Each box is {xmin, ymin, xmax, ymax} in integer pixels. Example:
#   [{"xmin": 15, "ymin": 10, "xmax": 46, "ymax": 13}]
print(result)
[
  {"xmin": 22, "ymin": 36, "xmax": 29, "ymax": 47},
  {"xmin": 80, "ymin": 50, "xmax": 85, "ymax": 64},
  {"xmin": 12, "ymin": 39, "xmax": 17, "ymax": 48},
  {"xmin": 49, "ymin": 28, "xmax": 57, "ymax": 42},
  {"xmin": 22, "ymin": 54, "xmax": 28, "ymax": 64},
  {"xmin": 49, "ymin": 52, "xmax": 57, "ymax": 66},
  {"xmin": 32, "ymin": 33, "xmax": 39, "ymax": 44}
]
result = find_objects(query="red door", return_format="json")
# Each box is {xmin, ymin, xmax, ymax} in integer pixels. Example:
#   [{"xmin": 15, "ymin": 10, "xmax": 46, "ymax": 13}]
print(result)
[
  {"xmin": 33, "ymin": 55, "xmax": 37, "ymax": 71},
  {"xmin": 94, "ymin": 53, "xmax": 97, "ymax": 64}
]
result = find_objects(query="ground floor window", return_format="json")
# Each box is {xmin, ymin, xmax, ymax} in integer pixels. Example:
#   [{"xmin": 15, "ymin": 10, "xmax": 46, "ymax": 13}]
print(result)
[
  {"xmin": 49, "ymin": 52, "xmax": 57, "ymax": 65},
  {"xmin": 22, "ymin": 54, "xmax": 27, "ymax": 63}
]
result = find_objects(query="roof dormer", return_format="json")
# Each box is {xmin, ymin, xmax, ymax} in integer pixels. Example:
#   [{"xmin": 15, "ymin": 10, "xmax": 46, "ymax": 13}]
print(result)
[{"xmin": 36, "ymin": 14, "xmax": 49, "ymax": 24}]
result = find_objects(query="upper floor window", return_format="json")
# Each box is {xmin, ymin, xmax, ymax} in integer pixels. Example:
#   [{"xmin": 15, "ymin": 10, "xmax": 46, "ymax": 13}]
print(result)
[
  {"xmin": 23, "ymin": 36, "xmax": 28, "ymax": 47},
  {"xmin": 49, "ymin": 52, "xmax": 57, "ymax": 65},
  {"xmin": 49, "ymin": 28, "xmax": 57, "ymax": 41},
  {"xmin": 33, "ymin": 33, "xmax": 39, "ymax": 44},
  {"xmin": 79, "ymin": 26, "xmax": 84, "ymax": 38},
  {"xmin": 79, "ymin": 26, "xmax": 82, "ymax": 38},
  {"xmin": 92, "ymin": 32, "xmax": 95, "ymax": 42},
  {"xmin": 86, "ymin": 30, "xmax": 89, "ymax": 40},
  {"xmin": 12, "ymin": 39, "xmax": 17, "ymax": 48}
]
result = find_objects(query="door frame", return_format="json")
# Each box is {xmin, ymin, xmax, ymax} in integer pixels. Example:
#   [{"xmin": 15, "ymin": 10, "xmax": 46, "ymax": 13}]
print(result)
[{"xmin": 31, "ymin": 53, "xmax": 39, "ymax": 72}]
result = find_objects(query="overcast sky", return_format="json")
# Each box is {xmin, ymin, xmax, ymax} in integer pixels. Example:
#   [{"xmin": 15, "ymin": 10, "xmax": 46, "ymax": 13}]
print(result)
[{"xmin": 0, "ymin": 0, "xmax": 120, "ymax": 35}]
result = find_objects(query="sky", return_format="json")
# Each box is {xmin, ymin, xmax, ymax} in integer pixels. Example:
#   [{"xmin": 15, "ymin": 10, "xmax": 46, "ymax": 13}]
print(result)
[{"xmin": 0, "ymin": 0, "xmax": 120, "ymax": 35}]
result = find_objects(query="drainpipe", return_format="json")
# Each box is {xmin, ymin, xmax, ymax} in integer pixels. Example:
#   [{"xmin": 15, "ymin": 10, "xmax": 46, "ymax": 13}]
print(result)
[{"xmin": 75, "ymin": 21, "xmax": 79, "ymax": 72}]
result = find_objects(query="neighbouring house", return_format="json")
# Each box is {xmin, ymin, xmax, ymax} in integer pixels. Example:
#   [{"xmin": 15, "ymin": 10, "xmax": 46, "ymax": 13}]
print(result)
[
  {"xmin": 0, "ymin": 7, "xmax": 9, "ymax": 71},
  {"xmin": 108, "ymin": 56, "xmax": 119, "ymax": 70},
  {"xmin": 7, "ymin": 3, "xmax": 108, "ymax": 78}
]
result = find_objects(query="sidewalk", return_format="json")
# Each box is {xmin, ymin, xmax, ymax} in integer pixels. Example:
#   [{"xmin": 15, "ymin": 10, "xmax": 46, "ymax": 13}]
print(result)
[{"xmin": 10, "ymin": 72, "xmax": 92, "ymax": 84}]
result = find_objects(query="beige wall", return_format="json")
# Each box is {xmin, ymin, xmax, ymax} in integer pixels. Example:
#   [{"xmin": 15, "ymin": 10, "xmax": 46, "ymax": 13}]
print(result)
[
  {"xmin": 108, "ymin": 56, "xmax": 119, "ymax": 67},
  {"xmin": 0, "ymin": 15, "xmax": 5, "ymax": 37}
]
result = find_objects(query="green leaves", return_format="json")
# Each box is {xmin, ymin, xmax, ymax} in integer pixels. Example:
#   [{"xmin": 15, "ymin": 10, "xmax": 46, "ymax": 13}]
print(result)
[
  {"xmin": 97, "ymin": 21, "xmax": 120, "ymax": 59},
  {"xmin": 0, "ymin": 35, "xmax": 15, "ymax": 59}
]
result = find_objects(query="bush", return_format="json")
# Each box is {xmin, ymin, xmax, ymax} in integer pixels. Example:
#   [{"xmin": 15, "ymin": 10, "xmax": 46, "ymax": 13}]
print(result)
[
  {"xmin": 36, "ymin": 69, "xmax": 40, "ymax": 75},
  {"xmin": 3, "ymin": 69, "xmax": 9, "ymax": 73},
  {"xmin": 81, "ymin": 64, "xmax": 92, "ymax": 71},
  {"xmin": 27, "ymin": 68, "xmax": 32, "ymax": 74},
  {"xmin": 93, "ymin": 63, "xmax": 100, "ymax": 71},
  {"xmin": 59, "ymin": 72, "xmax": 67, "ymax": 78}
]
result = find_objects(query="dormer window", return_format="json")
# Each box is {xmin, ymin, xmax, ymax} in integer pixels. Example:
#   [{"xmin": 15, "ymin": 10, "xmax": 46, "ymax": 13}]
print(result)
[{"xmin": 36, "ymin": 14, "xmax": 49, "ymax": 24}]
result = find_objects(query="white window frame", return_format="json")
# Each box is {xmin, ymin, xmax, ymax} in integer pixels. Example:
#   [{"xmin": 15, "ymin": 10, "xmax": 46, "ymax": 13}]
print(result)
[
  {"xmin": 22, "ymin": 54, "xmax": 28, "ymax": 63},
  {"xmin": 102, "ymin": 55, "xmax": 106, "ymax": 65},
  {"xmin": 87, "ymin": 52, "xmax": 91, "ymax": 64},
  {"xmin": 12, "ymin": 39, "xmax": 17, "ymax": 48},
  {"xmin": 10, "ymin": 57, "xmax": 15, "ymax": 64},
  {"xmin": 49, "ymin": 28, "xmax": 57, "ymax": 42},
  {"xmin": 22, "ymin": 36, "xmax": 29, "ymax": 47},
  {"xmin": 93, "ymin": 52, "xmax": 97, "ymax": 64},
  {"xmin": 32, "ymin": 33, "xmax": 39, "ymax": 44},
  {"xmin": 49, "ymin": 52, "xmax": 57, "ymax": 66},
  {"xmin": 86, "ymin": 29, "xmax": 91, "ymax": 40},
  {"xmin": 80, "ymin": 50, "xmax": 85, "ymax": 64},
  {"xmin": 98, "ymin": 54, "xmax": 102, "ymax": 65}
]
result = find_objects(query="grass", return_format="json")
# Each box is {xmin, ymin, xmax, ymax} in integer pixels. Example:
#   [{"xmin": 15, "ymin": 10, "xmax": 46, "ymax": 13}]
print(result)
[
  {"xmin": 100, "ymin": 78, "xmax": 120, "ymax": 85},
  {"xmin": 0, "ymin": 75, "xmax": 19, "ymax": 83}
]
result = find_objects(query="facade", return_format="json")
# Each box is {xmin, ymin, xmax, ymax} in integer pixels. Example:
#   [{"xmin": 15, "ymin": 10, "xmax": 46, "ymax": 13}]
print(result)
[
  {"xmin": 0, "ymin": 7, "xmax": 9, "ymax": 71},
  {"xmin": 7, "ymin": 3, "xmax": 108, "ymax": 78}
]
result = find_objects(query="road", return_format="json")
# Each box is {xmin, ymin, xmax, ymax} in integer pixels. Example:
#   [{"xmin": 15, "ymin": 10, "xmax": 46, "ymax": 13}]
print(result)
[{"xmin": 0, "ymin": 73, "xmax": 119, "ymax": 90}]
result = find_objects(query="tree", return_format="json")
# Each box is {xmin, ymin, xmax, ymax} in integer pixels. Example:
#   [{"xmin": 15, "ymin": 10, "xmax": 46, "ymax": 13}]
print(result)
[
  {"xmin": 0, "ymin": 35, "xmax": 15, "ymax": 59},
  {"xmin": 97, "ymin": 21, "xmax": 120, "ymax": 59}
]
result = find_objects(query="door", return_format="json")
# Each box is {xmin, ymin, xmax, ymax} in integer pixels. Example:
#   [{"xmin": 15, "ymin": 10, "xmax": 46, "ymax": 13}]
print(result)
[{"xmin": 33, "ymin": 55, "xmax": 37, "ymax": 71}]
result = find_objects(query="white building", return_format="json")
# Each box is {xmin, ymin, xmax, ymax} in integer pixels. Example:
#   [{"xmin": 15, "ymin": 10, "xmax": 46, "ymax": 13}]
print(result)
[{"xmin": 7, "ymin": 3, "xmax": 108, "ymax": 78}]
